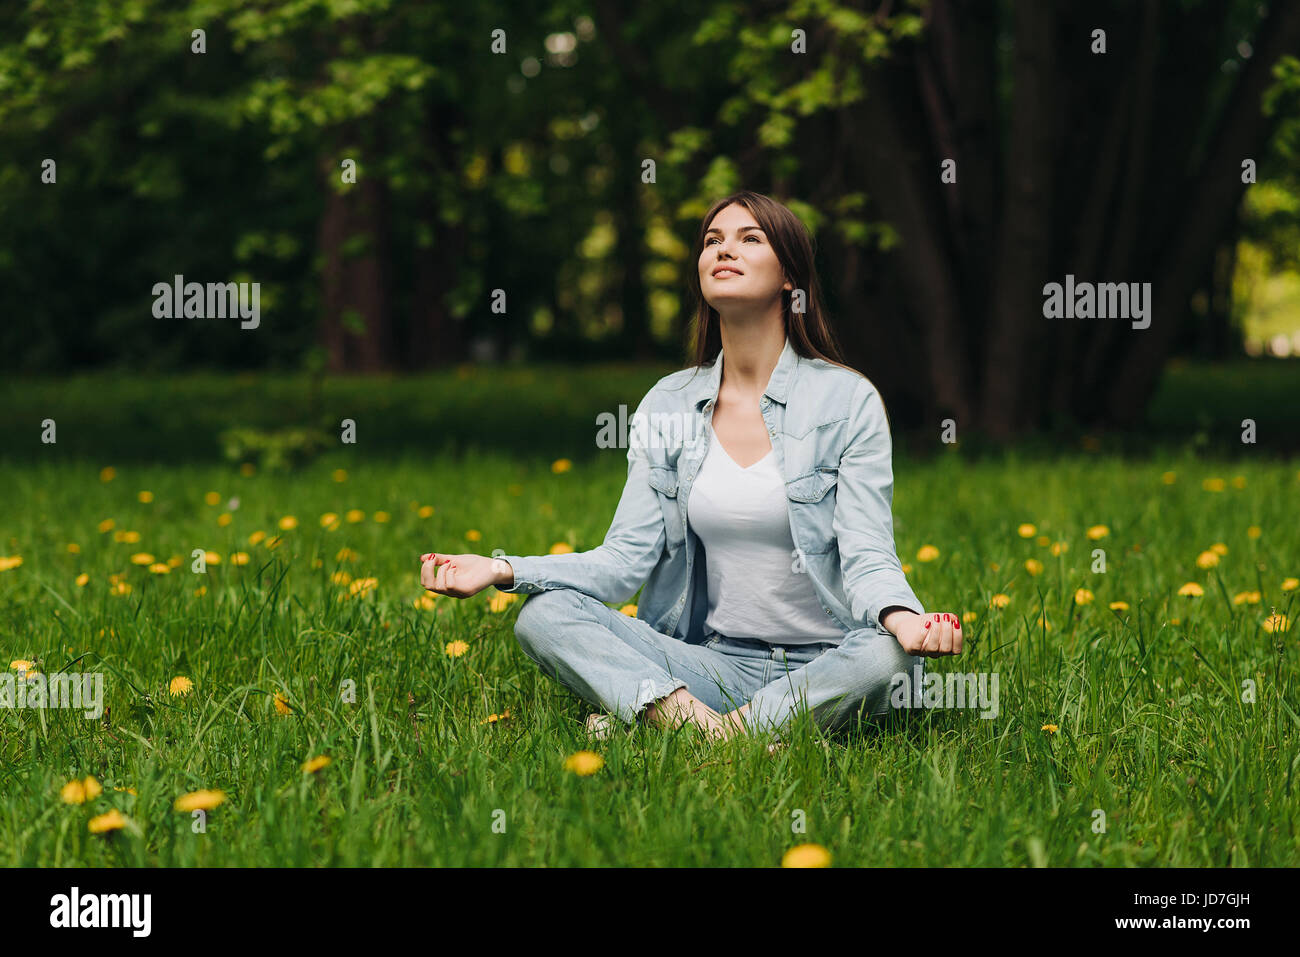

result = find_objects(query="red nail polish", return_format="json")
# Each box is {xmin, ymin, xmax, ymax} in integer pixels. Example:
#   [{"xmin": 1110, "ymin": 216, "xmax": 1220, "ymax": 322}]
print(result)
[
  {"xmin": 955, "ymin": 621, "xmax": 961, "ymax": 629},
  {"xmin": 925, "ymin": 621, "xmax": 931, "ymax": 628}
]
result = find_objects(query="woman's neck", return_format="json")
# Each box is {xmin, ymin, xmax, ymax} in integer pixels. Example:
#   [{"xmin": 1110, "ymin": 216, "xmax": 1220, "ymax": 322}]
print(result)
[{"xmin": 717, "ymin": 315, "xmax": 786, "ymax": 398}]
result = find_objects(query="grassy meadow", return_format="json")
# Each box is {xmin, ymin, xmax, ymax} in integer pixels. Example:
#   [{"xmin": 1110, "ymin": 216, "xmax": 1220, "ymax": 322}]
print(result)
[{"xmin": 0, "ymin": 360, "xmax": 1297, "ymax": 866}]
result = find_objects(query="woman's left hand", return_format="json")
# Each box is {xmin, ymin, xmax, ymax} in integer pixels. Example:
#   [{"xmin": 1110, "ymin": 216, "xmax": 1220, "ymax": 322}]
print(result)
[{"xmin": 891, "ymin": 611, "xmax": 963, "ymax": 657}]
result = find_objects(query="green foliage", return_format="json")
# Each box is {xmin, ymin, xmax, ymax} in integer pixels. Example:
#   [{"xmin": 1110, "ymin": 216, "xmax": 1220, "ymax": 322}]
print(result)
[{"xmin": 218, "ymin": 425, "xmax": 331, "ymax": 472}]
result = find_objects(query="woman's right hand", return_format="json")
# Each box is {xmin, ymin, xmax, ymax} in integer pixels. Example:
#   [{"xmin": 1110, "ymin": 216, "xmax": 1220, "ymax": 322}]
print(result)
[{"xmin": 419, "ymin": 552, "xmax": 514, "ymax": 598}]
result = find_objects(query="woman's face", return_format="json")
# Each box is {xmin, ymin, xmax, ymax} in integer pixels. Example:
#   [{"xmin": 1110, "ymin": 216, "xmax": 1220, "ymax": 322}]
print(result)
[{"xmin": 697, "ymin": 203, "xmax": 791, "ymax": 314}]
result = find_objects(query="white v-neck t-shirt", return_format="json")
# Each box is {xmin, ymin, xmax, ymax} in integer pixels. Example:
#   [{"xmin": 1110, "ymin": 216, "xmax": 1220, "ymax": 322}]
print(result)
[{"xmin": 686, "ymin": 436, "xmax": 846, "ymax": 644}]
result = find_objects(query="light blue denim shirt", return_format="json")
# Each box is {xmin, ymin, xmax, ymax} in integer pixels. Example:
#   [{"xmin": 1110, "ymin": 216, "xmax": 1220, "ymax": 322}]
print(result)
[{"xmin": 499, "ymin": 336, "xmax": 925, "ymax": 641}]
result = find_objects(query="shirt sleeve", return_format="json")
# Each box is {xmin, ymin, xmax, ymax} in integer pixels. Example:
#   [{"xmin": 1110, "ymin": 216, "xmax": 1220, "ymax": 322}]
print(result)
[
  {"xmin": 495, "ymin": 393, "xmax": 667, "ymax": 605},
  {"xmin": 833, "ymin": 375, "xmax": 925, "ymax": 628}
]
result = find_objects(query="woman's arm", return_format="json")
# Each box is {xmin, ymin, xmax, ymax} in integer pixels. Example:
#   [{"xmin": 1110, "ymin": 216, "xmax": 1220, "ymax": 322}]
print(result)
[
  {"xmin": 493, "ymin": 445, "xmax": 667, "ymax": 604},
  {"xmin": 832, "ymin": 375, "xmax": 926, "ymax": 629},
  {"xmin": 421, "ymin": 391, "xmax": 669, "ymax": 605}
]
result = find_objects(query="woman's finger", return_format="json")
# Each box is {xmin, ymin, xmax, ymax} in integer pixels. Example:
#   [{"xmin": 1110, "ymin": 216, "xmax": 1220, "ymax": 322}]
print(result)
[{"xmin": 938, "ymin": 614, "xmax": 954, "ymax": 654}]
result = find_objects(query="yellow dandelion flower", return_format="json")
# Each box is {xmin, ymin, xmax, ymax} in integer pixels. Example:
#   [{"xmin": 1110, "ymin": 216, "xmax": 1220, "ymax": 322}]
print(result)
[
  {"xmin": 331, "ymin": 571, "xmax": 352, "ymax": 586},
  {"xmin": 489, "ymin": 592, "xmax": 519, "ymax": 613},
  {"xmin": 372, "ymin": 511, "xmax": 390, "ymax": 523},
  {"xmin": 75, "ymin": 573, "xmax": 89, "ymax": 587},
  {"xmin": 204, "ymin": 491, "xmax": 221, "ymax": 506},
  {"xmin": 129, "ymin": 553, "xmax": 155, "ymax": 566},
  {"xmin": 116, "ymin": 530, "xmax": 141, "ymax": 543},
  {"xmin": 99, "ymin": 467, "xmax": 116, "ymax": 483},
  {"xmin": 345, "ymin": 509, "xmax": 365, "ymax": 524},
  {"xmin": 248, "ymin": 530, "xmax": 266, "ymax": 545},
  {"xmin": 346, "ymin": 577, "xmax": 378, "ymax": 599},
  {"xmin": 98, "ymin": 519, "xmax": 115, "ymax": 533},
  {"xmin": 1247, "ymin": 526, "xmax": 1261, "ymax": 539},
  {"xmin": 217, "ymin": 513, "xmax": 233, "ymax": 527},
  {"xmin": 320, "ymin": 512, "xmax": 340, "ymax": 529},
  {"xmin": 961, "ymin": 611, "xmax": 977, "ymax": 624},
  {"xmin": 240, "ymin": 462, "xmax": 255, "ymax": 476},
  {"xmin": 332, "ymin": 469, "xmax": 348, "ymax": 483},
  {"xmin": 481, "ymin": 708, "xmax": 512, "ymax": 725},
  {"xmin": 137, "ymin": 490, "xmax": 153, "ymax": 503},
  {"xmin": 990, "ymin": 593, "xmax": 1011, "ymax": 609},
  {"xmin": 1085, "ymin": 525, "xmax": 1109, "ymax": 540},
  {"xmin": 10, "ymin": 659, "xmax": 33, "ymax": 672},
  {"xmin": 336, "ymin": 547, "xmax": 358, "ymax": 562},
  {"xmin": 230, "ymin": 551, "xmax": 250, "ymax": 566},
  {"xmin": 417, "ymin": 505, "xmax": 435, "ymax": 518},
  {"xmin": 110, "ymin": 581, "xmax": 132, "ymax": 596},
  {"xmin": 1050, "ymin": 541, "xmax": 1068, "ymax": 556},
  {"xmin": 0, "ymin": 556, "xmax": 22, "ymax": 572},
  {"xmin": 169, "ymin": 676, "xmax": 194, "ymax": 697},
  {"xmin": 1281, "ymin": 577, "xmax": 1298, "ymax": 591},
  {"xmin": 278, "ymin": 516, "xmax": 298, "ymax": 530},
  {"xmin": 1035, "ymin": 616, "xmax": 1053, "ymax": 631},
  {"xmin": 167, "ymin": 555, "xmax": 182, "ymax": 568},
  {"xmin": 1231, "ymin": 476, "xmax": 1246, "ymax": 488},
  {"xmin": 1035, "ymin": 535, "xmax": 1051, "ymax": 547},
  {"xmin": 1041, "ymin": 723, "xmax": 1059, "ymax": 734},
  {"xmin": 916, "ymin": 545, "xmax": 940, "ymax": 562},
  {"xmin": 273, "ymin": 692, "xmax": 292, "ymax": 716},
  {"xmin": 66, "ymin": 543, "xmax": 80, "ymax": 554},
  {"xmin": 301, "ymin": 755, "xmax": 332, "ymax": 774},
  {"xmin": 88, "ymin": 809, "xmax": 127, "ymax": 834},
  {"xmin": 1161, "ymin": 471, "xmax": 1176, "ymax": 484},
  {"xmin": 901, "ymin": 563, "xmax": 913, "ymax": 574},
  {"xmin": 1074, "ymin": 588, "xmax": 1094, "ymax": 605},
  {"xmin": 265, "ymin": 535, "xmax": 282, "ymax": 550},
  {"xmin": 563, "ymin": 750, "xmax": 603, "ymax": 776},
  {"xmin": 1202, "ymin": 477, "xmax": 1225, "ymax": 492},
  {"xmin": 1210, "ymin": 542, "xmax": 1228, "ymax": 556},
  {"xmin": 465, "ymin": 529, "xmax": 482, "ymax": 542},
  {"xmin": 1232, "ymin": 591, "xmax": 1260, "ymax": 606},
  {"xmin": 781, "ymin": 843, "xmax": 831, "ymax": 868},
  {"xmin": 61, "ymin": 777, "xmax": 91, "ymax": 805},
  {"xmin": 174, "ymin": 789, "xmax": 226, "ymax": 812},
  {"xmin": 1178, "ymin": 582, "xmax": 1204, "ymax": 597},
  {"xmin": 413, "ymin": 592, "xmax": 436, "ymax": 611},
  {"xmin": 551, "ymin": 459, "xmax": 573, "ymax": 474},
  {"xmin": 194, "ymin": 586, "xmax": 207, "ymax": 597},
  {"xmin": 83, "ymin": 776, "xmax": 103, "ymax": 800},
  {"xmin": 1262, "ymin": 613, "xmax": 1290, "ymax": 634},
  {"xmin": 204, "ymin": 551, "xmax": 221, "ymax": 565},
  {"xmin": 1024, "ymin": 559, "xmax": 1043, "ymax": 576},
  {"xmin": 549, "ymin": 542, "xmax": 574, "ymax": 554},
  {"xmin": 619, "ymin": 604, "xmax": 638, "ymax": 617},
  {"xmin": 1108, "ymin": 601, "xmax": 1129, "ymax": 611},
  {"xmin": 148, "ymin": 562, "xmax": 170, "ymax": 575},
  {"xmin": 1017, "ymin": 523, "xmax": 1037, "ymax": 538},
  {"xmin": 445, "ymin": 640, "xmax": 470, "ymax": 658}
]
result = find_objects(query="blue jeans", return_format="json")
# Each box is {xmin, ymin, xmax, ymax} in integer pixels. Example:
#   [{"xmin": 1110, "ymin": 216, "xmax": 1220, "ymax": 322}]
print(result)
[{"xmin": 512, "ymin": 587, "xmax": 925, "ymax": 735}]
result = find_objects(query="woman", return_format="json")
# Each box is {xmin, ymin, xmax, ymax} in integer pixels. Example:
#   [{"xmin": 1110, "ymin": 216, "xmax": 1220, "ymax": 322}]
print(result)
[{"xmin": 420, "ymin": 190, "xmax": 963, "ymax": 743}]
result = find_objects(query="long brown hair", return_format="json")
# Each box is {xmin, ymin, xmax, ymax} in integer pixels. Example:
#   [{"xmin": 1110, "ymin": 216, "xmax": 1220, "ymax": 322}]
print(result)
[{"xmin": 686, "ymin": 190, "xmax": 854, "ymax": 373}]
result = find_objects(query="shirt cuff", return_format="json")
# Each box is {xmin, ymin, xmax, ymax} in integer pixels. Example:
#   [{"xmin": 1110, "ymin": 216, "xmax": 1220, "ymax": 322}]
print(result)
[{"xmin": 494, "ymin": 555, "xmax": 544, "ymax": 594}]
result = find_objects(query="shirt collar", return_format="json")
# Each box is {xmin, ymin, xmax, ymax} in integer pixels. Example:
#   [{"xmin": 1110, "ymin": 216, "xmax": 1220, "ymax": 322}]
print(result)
[{"xmin": 689, "ymin": 334, "xmax": 799, "ymax": 410}]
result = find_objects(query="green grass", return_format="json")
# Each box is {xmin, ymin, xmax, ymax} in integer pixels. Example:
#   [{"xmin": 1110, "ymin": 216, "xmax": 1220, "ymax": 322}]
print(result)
[{"xmin": 0, "ymin": 364, "xmax": 1298, "ymax": 866}]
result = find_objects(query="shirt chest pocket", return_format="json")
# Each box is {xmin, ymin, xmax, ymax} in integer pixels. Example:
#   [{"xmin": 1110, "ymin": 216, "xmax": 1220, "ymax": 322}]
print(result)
[
  {"xmin": 648, "ymin": 466, "xmax": 686, "ymax": 547},
  {"xmin": 785, "ymin": 467, "xmax": 838, "ymax": 555}
]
